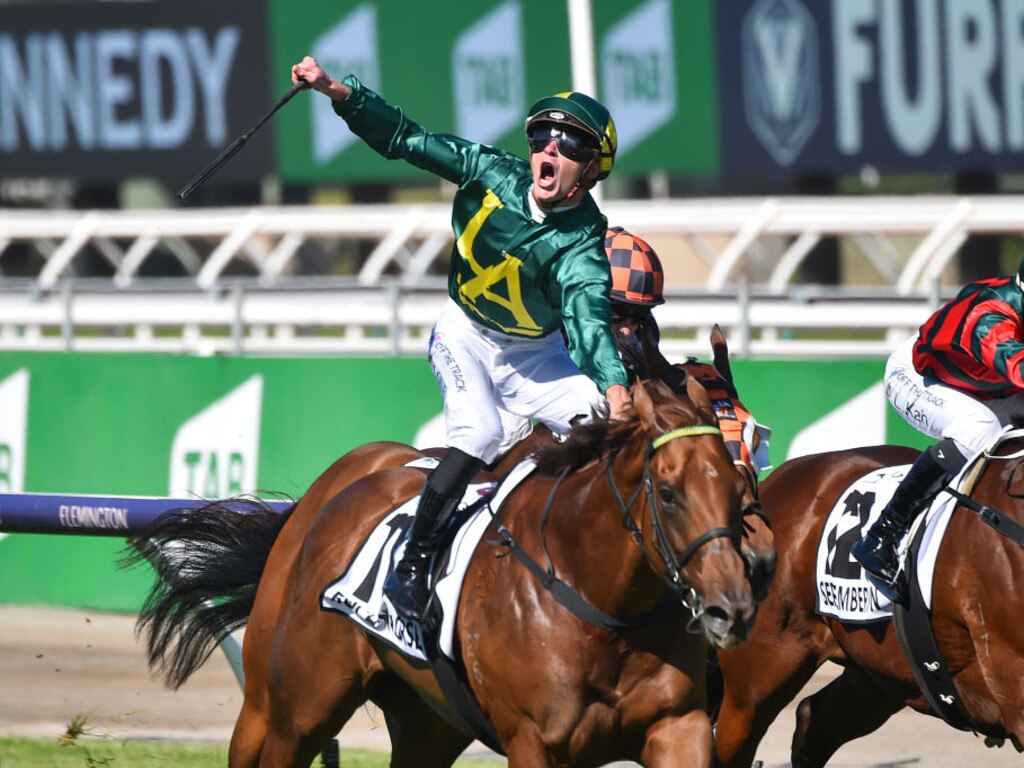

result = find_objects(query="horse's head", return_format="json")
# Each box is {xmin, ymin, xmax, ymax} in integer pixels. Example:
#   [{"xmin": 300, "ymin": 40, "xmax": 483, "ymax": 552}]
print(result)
[{"xmin": 623, "ymin": 377, "xmax": 758, "ymax": 648}]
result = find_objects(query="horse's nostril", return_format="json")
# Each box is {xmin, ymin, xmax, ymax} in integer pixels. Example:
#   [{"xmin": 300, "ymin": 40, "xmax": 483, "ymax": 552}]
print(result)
[{"xmin": 703, "ymin": 604, "xmax": 730, "ymax": 630}]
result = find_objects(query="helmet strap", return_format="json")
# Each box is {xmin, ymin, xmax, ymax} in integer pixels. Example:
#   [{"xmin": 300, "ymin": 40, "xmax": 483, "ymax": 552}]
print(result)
[{"xmin": 562, "ymin": 158, "xmax": 596, "ymax": 203}]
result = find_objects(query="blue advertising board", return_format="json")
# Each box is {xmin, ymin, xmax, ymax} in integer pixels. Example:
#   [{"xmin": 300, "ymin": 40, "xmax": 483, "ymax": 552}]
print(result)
[{"xmin": 716, "ymin": 0, "xmax": 1024, "ymax": 178}]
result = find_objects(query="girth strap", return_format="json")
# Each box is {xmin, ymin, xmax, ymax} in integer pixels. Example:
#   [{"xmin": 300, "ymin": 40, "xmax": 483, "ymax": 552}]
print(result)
[{"xmin": 891, "ymin": 521, "xmax": 983, "ymax": 733}]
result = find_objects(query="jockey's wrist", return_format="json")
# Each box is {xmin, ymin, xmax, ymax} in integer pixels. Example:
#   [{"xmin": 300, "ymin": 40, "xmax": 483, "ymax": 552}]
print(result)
[{"xmin": 605, "ymin": 384, "xmax": 631, "ymax": 420}]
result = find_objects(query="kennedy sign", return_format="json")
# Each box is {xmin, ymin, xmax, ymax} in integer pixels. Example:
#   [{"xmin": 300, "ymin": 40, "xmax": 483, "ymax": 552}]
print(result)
[
  {"xmin": 0, "ymin": 0, "xmax": 271, "ymax": 184},
  {"xmin": 717, "ymin": 0, "xmax": 1024, "ymax": 176}
]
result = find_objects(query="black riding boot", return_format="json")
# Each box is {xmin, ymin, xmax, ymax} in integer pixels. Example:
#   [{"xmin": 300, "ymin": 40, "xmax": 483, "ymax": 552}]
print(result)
[
  {"xmin": 384, "ymin": 448, "xmax": 484, "ymax": 623},
  {"xmin": 852, "ymin": 442, "xmax": 960, "ymax": 600},
  {"xmin": 384, "ymin": 484, "xmax": 460, "ymax": 622}
]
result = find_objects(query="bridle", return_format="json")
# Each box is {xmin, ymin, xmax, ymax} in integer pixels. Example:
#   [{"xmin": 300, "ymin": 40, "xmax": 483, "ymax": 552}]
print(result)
[
  {"xmin": 607, "ymin": 425, "xmax": 742, "ymax": 622},
  {"xmin": 489, "ymin": 423, "xmax": 742, "ymax": 631}
]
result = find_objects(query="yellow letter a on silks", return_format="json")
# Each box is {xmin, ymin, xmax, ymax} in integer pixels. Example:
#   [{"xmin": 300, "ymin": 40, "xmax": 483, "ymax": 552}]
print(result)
[{"xmin": 455, "ymin": 190, "xmax": 542, "ymax": 336}]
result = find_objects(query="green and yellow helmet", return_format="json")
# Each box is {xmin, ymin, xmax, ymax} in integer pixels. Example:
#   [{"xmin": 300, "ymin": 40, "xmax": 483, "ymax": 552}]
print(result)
[{"xmin": 525, "ymin": 91, "xmax": 617, "ymax": 180}]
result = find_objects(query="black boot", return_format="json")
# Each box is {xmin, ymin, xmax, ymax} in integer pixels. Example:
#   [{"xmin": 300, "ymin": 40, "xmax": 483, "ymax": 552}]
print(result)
[
  {"xmin": 852, "ymin": 444, "xmax": 958, "ymax": 600},
  {"xmin": 384, "ymin": 484, "xmax": 460, "ymax": 623},
  {"xmin": 383, "ymin": 448, "xmax": 484, "ymax": 623}
]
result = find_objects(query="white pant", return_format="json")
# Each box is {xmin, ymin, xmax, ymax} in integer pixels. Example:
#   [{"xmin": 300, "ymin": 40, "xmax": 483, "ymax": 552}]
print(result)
[
  {"xmin": 885, "ymin": 336, "xmax": 1002, "ymax": 457},
  {"xmin": 429, "ymin": 300, "xmax": 605, "ymax": 463}
]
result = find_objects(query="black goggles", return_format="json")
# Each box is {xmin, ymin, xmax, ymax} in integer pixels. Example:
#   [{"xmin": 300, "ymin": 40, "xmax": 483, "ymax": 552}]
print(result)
[
  {"xmin": 611, "ymin": 303, "xmax": 652, "ymax": 324},
  {"xmin": 527, "ymin": 125, "xmax": 599, "ymax": 163}
]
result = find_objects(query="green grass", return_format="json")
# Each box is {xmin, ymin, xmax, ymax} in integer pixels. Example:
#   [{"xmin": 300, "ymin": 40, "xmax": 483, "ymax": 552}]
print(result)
[{"xmin": 0, "ymin": 737, "xmax": 506, "ymax": 767}]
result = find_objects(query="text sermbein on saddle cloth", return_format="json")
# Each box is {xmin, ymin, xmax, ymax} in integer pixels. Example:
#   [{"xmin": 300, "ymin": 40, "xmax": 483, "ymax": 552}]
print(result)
[{"xmin": 815, "ymin": 461, "xmax": 969, "ymax": 623}]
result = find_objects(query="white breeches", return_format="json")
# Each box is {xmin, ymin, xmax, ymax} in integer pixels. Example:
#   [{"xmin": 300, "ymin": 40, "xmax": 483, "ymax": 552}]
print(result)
[
  {"xmin": 428, "ymin": 300, "xmax": 605, "ymax": 464},
  {"xmin": 885, "ymin": 336, "xmax": 1002, "ymax": 458}
]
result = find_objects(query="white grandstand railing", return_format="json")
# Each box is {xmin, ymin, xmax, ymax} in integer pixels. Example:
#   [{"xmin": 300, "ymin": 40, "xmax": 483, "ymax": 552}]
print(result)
[{"xmin": 0, "ymin": 195, "xmax": 1018, "ymax": 357}]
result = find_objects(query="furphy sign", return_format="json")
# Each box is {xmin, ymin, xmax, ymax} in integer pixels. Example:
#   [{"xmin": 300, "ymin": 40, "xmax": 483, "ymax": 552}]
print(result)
[
  {"xmin": 740, "ymin": 0, "xmax": 820, "ymax": 166},
  {"xmin": 0, "ymin": 0, "xmax": 271, "ymax": 183},
  {"xmin": 717, "ymin": 0, "xmax": 1024, "ymax": 176}
]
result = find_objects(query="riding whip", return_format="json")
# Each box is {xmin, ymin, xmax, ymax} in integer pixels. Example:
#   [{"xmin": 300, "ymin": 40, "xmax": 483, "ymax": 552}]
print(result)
[{"xmin": 177, "ymin": 82, "xmax": 308, "ymax": 200}]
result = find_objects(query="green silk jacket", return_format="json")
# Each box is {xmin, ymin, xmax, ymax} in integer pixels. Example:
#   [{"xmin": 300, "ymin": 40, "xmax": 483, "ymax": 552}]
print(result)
[{"xmin": 333, "ymin": 76, "xmax": 628, "ymax": 394}]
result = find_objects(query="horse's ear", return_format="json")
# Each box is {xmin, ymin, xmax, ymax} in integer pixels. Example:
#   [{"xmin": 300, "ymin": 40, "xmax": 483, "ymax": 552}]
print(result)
[
  {"xmin": 710, "ymin": 323, "xmax": 734, "ymax": 385},
  {"xmin": 632, "ymin": 380, "xmax": 657, "ymax": 428},
  {"xmin": 685, "ymin": 374, "xmax": 713, "ymax": 416}
]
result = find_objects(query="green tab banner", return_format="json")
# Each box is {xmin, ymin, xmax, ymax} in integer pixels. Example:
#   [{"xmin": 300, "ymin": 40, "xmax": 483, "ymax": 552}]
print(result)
[{"xmin": 270, "ymin": 0, "xmax": 719, "ymax": 182}]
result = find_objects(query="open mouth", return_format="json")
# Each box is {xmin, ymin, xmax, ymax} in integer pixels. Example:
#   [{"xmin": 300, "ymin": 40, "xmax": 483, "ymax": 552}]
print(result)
[{"xmin": 539, "ymin": 160, "xmax": 555, "ymax": 182}]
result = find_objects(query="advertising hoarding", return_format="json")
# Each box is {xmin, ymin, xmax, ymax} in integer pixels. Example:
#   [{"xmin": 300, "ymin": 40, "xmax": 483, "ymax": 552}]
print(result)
[
  {"xmin": 716, "ymin": 0, "xmax": 1024, "ymax": 178},
  {"xmin": 270, "ymin": 0, "xmax": 720, "ymax": 183},
  {"xmin": 0, "ymin": 352, "xmax": 926, "ymax": 610},
  {"xmin": 0, "ymin": 0, "xmax": 272, "ymax": 184}
]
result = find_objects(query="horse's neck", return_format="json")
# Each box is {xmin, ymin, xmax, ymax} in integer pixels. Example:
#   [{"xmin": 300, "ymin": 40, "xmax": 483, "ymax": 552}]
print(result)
[{"xmin": 543, "ymin": 453, "xmax": 668, "ymax": 617}]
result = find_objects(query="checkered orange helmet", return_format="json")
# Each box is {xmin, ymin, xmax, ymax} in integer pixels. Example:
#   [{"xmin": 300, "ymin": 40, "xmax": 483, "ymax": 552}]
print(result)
[{"xmin": 605, "ymin": 227, "xmax": 665, "ymax": 306}]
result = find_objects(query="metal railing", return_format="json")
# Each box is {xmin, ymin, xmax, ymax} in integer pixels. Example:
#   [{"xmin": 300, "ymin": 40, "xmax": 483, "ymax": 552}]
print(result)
[{"xmin": 1, "ymin": 194, "xmax": 1017, "ymax": 357}]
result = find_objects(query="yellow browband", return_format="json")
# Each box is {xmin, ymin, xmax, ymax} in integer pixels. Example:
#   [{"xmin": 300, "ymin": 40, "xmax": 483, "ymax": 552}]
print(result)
[{"xmin": 651, "ymin": 425, "xmax": 723, "ymax": 451}]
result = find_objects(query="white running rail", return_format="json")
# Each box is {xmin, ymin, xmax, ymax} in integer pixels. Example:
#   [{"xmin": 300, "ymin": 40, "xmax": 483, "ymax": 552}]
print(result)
[{"xmin": 0, "ymin": 195, "xmax": 1017, "ymax": 358}]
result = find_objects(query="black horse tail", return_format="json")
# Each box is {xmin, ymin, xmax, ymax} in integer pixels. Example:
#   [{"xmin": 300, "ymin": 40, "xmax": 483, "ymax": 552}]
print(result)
[{"xmin": 121, "ymin": 497, "xmax": 295, "ymax": 689}]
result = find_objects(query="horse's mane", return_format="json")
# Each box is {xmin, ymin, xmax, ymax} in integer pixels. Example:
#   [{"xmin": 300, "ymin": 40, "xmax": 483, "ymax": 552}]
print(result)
[{"xmin": 532, "ymin": 379, "xmax": 708, "ymax": 475}]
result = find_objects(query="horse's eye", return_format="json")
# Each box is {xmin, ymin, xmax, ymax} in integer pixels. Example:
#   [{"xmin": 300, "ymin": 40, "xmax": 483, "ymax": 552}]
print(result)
[{"xmin": 659, "ymin": 485, "xmax": 676, "ymax": 506}]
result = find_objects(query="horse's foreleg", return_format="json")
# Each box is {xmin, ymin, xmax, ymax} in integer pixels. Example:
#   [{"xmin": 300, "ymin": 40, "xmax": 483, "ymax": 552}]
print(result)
[
  {"xmin": 502, "ymin": 726, "xmax": 557, "ymax": 768},
  {"xmin": 790, "ymin": 666, "xmax": 903, "ymax": 768},
  {"xmin": 640, "ymin": 710, "xmax": 713, "ymax": 767},
  {"xmin": 713, "ymin": 638, "xmax": 825, "ymax": 768}
]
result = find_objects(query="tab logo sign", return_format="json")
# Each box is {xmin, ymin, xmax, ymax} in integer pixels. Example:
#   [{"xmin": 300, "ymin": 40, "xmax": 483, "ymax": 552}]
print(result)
[
  {"xmin": 169, "ymin": 376, "xmax": 263, "ymax": 498},
  {"xmin": 310, "ymin": 4, "xmax": 380, "ymax": 164},
  {"xmin": 741, "ymin": 0, "xmax": 821, "ymax": 166},
  {"xmin": 601, "ymin": 0, "xmax": 676, "ymax": 156},
  {"xmin": 452, "ymin": 1, "xmax": 524, "ymax": 145}
]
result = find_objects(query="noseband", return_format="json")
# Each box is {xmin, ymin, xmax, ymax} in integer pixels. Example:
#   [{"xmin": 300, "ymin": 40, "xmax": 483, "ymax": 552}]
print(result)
[{"xmin": 608, "ymin": 425, "xmax": 741, "ymax": 621}]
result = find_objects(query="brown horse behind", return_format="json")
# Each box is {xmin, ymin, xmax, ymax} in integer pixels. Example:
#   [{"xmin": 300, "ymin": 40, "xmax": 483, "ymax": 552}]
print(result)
[
  {"xmin": 713, "ymin": 441, "xmax": 1024, "ymax": 767},
  {"xmin": 132, "ymin": 378, "xmax": 759, "ymax": 767}
]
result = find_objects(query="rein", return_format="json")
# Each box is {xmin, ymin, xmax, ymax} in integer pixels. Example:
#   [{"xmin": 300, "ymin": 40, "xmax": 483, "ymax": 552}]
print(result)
[{"xmin": 490, "ymin": 423, "xmax": 740, "ymax": 632}]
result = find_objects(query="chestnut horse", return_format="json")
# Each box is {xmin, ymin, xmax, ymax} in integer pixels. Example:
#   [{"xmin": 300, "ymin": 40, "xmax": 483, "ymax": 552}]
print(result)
[
  {"xmin": 132, "ymin": 378, "xmax": 759, "ymax": 766},
  {"xmin": 713, "ymin": 440, "xmax": 1024, "ymax": 767},
  {"xmin": 179, "ymin": 328, "xmax": 774, "ymax": 768}
]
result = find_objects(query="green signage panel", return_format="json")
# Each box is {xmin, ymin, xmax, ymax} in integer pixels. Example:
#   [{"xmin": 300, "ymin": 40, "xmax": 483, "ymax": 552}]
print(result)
[{"xmin": 269, "ymin": 0, "xmax": 719, "ymax": 183}]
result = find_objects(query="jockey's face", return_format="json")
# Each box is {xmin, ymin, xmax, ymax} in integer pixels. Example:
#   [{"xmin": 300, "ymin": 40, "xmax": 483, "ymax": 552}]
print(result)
[
  {"xmin": 529, "ymin": 124, "xmax": 599, "ymax": 208},
  {"xmin": 610, "ymin": 302, "xmax": 651, "ymax": 338}
]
